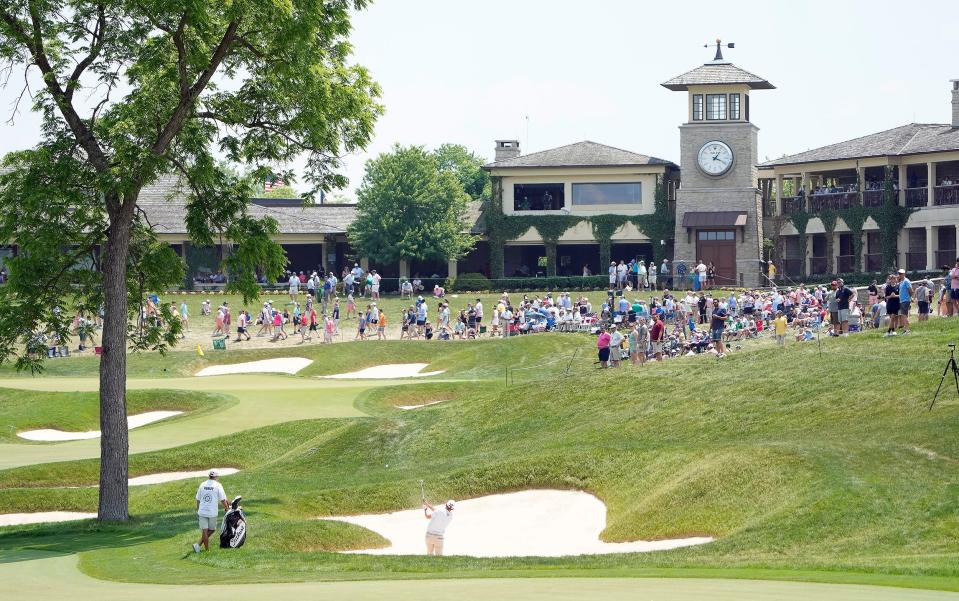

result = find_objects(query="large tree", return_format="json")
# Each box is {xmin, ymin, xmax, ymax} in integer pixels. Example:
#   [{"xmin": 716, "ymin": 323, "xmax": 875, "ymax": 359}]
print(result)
[
  {"xmin": 347, "ymin": 144, "xmax": 475, "ymax": 265},
  {"xmin": 0, "ymin": 0, "xmax": 380, "ymax": 521},
  {"xmin": 433, "ymin": 143, "xmax": 490, "ymax": 201}
]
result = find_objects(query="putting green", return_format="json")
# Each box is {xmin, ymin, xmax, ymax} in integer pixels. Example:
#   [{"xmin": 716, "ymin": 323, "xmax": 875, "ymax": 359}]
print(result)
[
  {"xmin": 0, "ymin": 374, "xmax": 381, "ymax": 470},
  {"xmin": 3, "ymin": 553, "xmax": 956, "ymax": 601}
]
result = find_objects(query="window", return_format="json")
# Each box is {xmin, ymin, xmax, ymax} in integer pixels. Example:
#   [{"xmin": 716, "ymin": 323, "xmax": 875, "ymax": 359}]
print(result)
[
  {"xmin": 692, "ymin": 94, "xmax": 704, "ymax": 121},
  {"xmin": 571, "ymin": 182, "xmax": 642, "ymax": 206},
  {"xmin": 729, "ymin": 94, "xmax": 740, "ymax": 120},
  {"xmin": 513, "ymin": 183, "xmax": 564, "ymax": 211},
  {"xmin": 744, "ymin": 94, "xmax": 750, "ymax": 121},
  {"xmin": 697, "ymin": 230, "xmax": 735, "ymax": 241},
  {"xmin": 706, "ymin": 94, "xmax": 726, "ymax": 120}
]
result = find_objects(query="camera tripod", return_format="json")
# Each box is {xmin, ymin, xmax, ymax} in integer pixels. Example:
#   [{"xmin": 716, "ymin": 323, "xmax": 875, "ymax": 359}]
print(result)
[{"xmin": 929, "ymin": 344, "xmax": 959, "ymax": 411}]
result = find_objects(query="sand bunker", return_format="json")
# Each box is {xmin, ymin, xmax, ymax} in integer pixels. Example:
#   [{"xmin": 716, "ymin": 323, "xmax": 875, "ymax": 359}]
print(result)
[
  {"xmin": 320, "ymin": 363, "xmax": 445, "ymax": 379},
  {"xmin": 323, "ymin": 489, "xmax": 713, "ymax": 557},
  {"xmin": 128, "ymin": 468, "xmax": 239, "ymax": 486},
  {"xmin": 0, "ymin": 511, "xmax": 96, "ymax": 527},
  {"xmin": 396, "ymin": 400, "xmax": 446, "ymax": 410},
  {"xmin": 196, "ymin": 357, "xmax": 313, "ymax": 377},
  {"xmin": 17, "ymin": 411, "xmax": 183, "ymax": 442}
]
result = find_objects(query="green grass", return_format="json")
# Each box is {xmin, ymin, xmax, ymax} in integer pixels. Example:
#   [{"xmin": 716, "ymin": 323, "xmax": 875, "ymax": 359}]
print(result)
[
  {"xmin": 0, "ymin": 388, "xmax": 231, "ymax": 443},
  {"xmin": 1, "ymin": 320, "xmax": 959, "ymax": 593}
]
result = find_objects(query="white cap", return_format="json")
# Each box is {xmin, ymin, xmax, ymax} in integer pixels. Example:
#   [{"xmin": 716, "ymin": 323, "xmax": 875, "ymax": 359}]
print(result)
[
  {"xmin": 209, "ymin": 469, "xmax": 219, "ymax": 478},
  {"xmin": 446, "ymin": 499, "xmax": 455, "ymax": 510}
]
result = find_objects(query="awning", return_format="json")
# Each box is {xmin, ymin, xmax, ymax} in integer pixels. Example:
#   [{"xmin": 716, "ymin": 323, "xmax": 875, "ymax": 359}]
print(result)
[{"xmin": 681, "ymin": 211, "xmax": 748, "ymax": 228}]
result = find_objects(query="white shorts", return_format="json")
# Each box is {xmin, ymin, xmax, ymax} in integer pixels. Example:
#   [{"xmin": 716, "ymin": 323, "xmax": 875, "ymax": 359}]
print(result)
[{"xmin": 198, "ymin": 515, "xmax": 217, "ymax": 530}]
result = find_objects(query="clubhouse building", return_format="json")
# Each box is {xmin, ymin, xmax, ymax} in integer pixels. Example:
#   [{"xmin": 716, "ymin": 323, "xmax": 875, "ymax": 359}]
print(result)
[{"xmin": 3, "ymin": 48, "xmax": 957, "ymax": 288}]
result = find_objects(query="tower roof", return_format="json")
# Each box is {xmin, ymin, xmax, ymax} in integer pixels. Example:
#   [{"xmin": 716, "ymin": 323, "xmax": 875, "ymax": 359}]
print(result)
[{"xmin": 661, "ymin": 62, "xmax": 774, "ymax": 91}]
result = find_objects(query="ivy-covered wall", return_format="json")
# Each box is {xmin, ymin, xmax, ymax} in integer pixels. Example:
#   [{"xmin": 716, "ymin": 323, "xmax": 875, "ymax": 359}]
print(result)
[{"xmin": 486, "ymin": 175, "xmax": 674, "ymax": 278}]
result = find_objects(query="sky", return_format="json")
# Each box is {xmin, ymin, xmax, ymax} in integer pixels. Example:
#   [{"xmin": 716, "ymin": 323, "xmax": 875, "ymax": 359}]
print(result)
[{"xmin": 0, "ymin": 0, "xmax": 956, "ymax": 199}]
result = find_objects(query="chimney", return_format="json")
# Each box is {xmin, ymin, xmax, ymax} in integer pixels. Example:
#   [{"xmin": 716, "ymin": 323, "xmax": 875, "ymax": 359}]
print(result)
[
  {"xmin": 494, "ymin": 139, "xmax": 521, "ymax": 162},
  {"xmin": 952, "ymin": 80, "xmax": 959, "ymax": 127}
]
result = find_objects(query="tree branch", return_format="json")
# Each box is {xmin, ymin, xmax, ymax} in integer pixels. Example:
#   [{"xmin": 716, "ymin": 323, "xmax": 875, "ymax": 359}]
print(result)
[{"xmin": 64, "ymin": 4, "xmax": 106, "ymax": 101}]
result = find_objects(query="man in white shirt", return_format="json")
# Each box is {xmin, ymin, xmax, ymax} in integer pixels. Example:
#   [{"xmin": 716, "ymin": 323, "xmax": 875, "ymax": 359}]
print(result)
[
  {"xmin": 193, "ymin": 469, "xmax": 229, "ymax": 553},
  {"xmin": 423, "ymin": 499, "xmax": 455, "ymax": 556},
  {"xmin": 288, "ymin": 273, "xmax": 299, "ymax": 300},
  {"xmin": 696, "ymin": 260, "xmax": 707, "ymax": 290},
  {"xmin": 474, "ymin": 299, "xmax": 483, "ymax": 325}
]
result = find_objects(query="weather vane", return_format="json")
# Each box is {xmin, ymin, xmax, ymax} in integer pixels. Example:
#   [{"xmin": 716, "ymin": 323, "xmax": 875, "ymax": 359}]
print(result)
[{"xmin": 705, "ymin": 38, "xmax": 735, "ymax": 61}]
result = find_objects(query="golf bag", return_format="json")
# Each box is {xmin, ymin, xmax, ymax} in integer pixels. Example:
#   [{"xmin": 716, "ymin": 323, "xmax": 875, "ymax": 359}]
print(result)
[{"xmin": 219, "ymin": 496, "xmax": 247, "ymax": 549}]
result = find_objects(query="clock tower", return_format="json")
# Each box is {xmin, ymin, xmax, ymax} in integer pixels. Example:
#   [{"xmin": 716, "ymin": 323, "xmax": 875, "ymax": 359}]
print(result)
[{"xmin": 662, "ymin": 41, "xmax": 774, "ymax": 287}]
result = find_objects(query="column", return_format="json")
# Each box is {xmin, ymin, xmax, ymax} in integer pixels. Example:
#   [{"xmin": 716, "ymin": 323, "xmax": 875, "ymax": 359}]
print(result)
[
  {"xmin": 860, "ymin": 231, "xmax": 867, "ymax": 272},
  {"xmin": 775, "ymin": 174, "xmax": 784, "ymax": 215},
  {"xmin": 898, "ymin": 164, "xmax": 907, "ymax": 206},
  {"xmin": 927, "ymin": 162, "xmax": 936, "ymax": 207},
  {"xmin": 399, "ymin": 259, "xmax": 409, "ymax": 279},
  {"xmin": 831, "ymin": 231, "xmax": 841, "ymax": 274},
  {"xmin": 319, "ymin": 242, "xmax": 327, "ymax": 273},
  {"xmin": 856, "ymin": 166, "xmax": 865, "ymax": 203},
  {"xmin": 897, "ymin": 228, "xmax": 908, "ymax": 270},
  {"xmin": 447, "ymin": 259, "xmax": 458, "ymax": 280},
  {"xmin": 926, "ymin": 226, "xmax": 937, "ymax": 271},
  {"xmin": 801, "ymin": 172, "xmax": 810, "ymax": 210},
  {"xmin": 805, "ymin": 234, "xmax": 812, "ymax": 276}
]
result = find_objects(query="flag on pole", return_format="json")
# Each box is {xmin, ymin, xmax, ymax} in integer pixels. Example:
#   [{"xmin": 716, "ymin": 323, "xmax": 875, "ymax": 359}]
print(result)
[
  {"xmin": 264, "ymin": 177, "xmax": 285, "ymax": 192},
  {"xmin": 196, "ymin": 344, "xmax": 204, "ymax": 357}
]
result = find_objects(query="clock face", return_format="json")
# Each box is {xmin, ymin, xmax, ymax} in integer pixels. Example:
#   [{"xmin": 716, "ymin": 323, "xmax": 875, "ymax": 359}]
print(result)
[{"xmin": 698, "ymin": 141, "xmax": 734, "ymax": 176}]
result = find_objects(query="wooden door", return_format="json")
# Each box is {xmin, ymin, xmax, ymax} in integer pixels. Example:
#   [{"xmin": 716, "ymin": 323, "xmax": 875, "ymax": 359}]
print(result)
[{"xmin": 696, "ymin": 230, "xmax": 737, "ymax": 285}]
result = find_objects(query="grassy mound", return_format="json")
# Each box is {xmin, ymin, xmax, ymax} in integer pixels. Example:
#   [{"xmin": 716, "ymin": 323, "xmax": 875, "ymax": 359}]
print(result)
[{"xmin": 0, "ymin": 321, "xmax": 958, "ymax": 591}]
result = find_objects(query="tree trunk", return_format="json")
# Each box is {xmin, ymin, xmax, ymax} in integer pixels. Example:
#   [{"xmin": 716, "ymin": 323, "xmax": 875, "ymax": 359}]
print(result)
[{"xmin": 98, "ymin": 213, "xmax": 132, "ymax": 521}]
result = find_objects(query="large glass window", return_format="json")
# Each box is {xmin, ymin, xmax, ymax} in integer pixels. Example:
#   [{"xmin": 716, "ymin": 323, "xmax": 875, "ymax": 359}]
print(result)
[
  {"xmin": 692, "ymin": 94, "xmax": 704, "ymax": 121},
  {"xmin": 697, "ymin": 230, "xmax": 735, "ymax": 241},
  {"xmin": 706, "ymin": 94, "xmax": 726, "ymax": 120},
  {"xmin": 729, "ymin": 94, "xmax": 740, "ymax": 120},
  {"xmin": 571, "ymin": 182, "xmax": 642, "ymax": 206},
  {"xmin": 513, "ymin": 183, "xmax": 564, "ymax": 211}
]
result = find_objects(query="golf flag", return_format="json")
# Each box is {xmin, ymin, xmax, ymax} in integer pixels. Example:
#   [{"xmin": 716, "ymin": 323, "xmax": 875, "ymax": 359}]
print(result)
[{"xmin": 196, "ymin": 344, "xmax": 204, "ymax": 357}]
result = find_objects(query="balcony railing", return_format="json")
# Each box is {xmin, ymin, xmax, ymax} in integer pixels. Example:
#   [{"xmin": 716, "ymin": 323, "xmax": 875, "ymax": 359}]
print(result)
[
  {"xmin": 934, "ymin": 184, "xmax": 959, "ymax": 206},
  {"xmin": 865, "ymin": 253, "xmax": 883, "ymax": 271},
  {"xmin": 905, "ymin": 252, "xmax": 926, "ymax": 271},
  {"xmin": 904, "ymin": 187, "xmax": 928, "ymax": 207},
  {"xmin": 809, "ymin": 256, "xmax": 829, "ymax": 275},
  {"xmin": 809, "ymin": 191, "xmax": 858, "ymax": 212},
  {"xmin": 935, "ymin": 249, "xmax": 957, "ymax": 269},
  {"xmin": 836, "ymin": 255, "xmax": 856, "ymax": 273},
  {"xmin": 863, "ymin": 190, "xmax": 885, "ymax": 207},
  {"xmin": 781, "ymin": 196, "xmax": 805, "ymax": 215},
  {"xmin": 781, "ymin": 258, "xmax": 804, "ymax": 277}
]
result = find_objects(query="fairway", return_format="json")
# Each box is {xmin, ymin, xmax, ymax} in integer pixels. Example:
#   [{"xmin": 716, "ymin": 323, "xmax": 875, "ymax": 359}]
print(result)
[{"xmin": 4, "ymin": 553, "xmax": 958, "ymax": 601}]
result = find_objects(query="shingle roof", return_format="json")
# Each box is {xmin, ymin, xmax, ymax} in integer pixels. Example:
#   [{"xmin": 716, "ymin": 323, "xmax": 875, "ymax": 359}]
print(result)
[
  {"xmin": 138, "ymin": 175, "xmax": 356, "ymax": 235},
  {"xmin": 661, "ymin": 62, "xmax": 774, "ymax": 91},
  {"xmin": 759, "ymin": 123, "xmax": 959, "ymax": 168},
  {"xmin": 484, "ymin": 140, "xmax": 674, "ymax": 169}
]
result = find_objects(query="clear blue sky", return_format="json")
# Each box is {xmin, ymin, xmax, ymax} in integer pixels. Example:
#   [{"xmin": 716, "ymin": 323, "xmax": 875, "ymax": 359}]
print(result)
[{"xmin": 0, "ymin": 0, "xmax": 955, "ymax": 198}]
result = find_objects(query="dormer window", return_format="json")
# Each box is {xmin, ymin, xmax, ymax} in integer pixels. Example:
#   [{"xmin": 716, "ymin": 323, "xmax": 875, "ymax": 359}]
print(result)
[
  {"xmin": 692, "ymin": 94, "xmax": 704, "ymax": 121},
  {"xmin": 706, "ymin": 94, "xmax": 727, "ymax": 120}
]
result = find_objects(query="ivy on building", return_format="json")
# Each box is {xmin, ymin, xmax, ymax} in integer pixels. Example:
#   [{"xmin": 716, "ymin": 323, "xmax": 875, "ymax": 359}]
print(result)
[{"xmin": 485, "ymin": 175, "xmax": 674, "ymax": 278}]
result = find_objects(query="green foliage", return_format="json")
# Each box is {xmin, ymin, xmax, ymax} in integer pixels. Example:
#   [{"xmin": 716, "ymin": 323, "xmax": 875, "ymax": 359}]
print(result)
[
  {"xmin": 348, "ymin": 145, "xmax": 476, "ymax": 265},
  {"xmin": 259, "ymin": 186, "xmax": 299, "ymax": 199},
  {"xmin": 789, "ymin": 211, "xmax": 812, "ymax": 277},
  {"xmin": 872, "ymin": 167, "xmax": 915, "ymax": 271},
  {"xmin": 838, "ymin": 204, "xmax": 870, "ymax": 274},
  {"xmin": 631, "ymin": 175, "xmax": 675, "ymax": 264},
  {"xmin": 589, "ymin": 215, "xmax": 630, "ymax": 267},
  {"xmin": 433, "ymin": 144, "xmax": 490, "ymax": 201},
  {"xmin": 448, "ymin": 272, "xmax": 491, "ymax": 291}
]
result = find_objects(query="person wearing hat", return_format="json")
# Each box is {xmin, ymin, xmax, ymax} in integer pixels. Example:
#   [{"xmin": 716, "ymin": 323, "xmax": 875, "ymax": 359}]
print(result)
[
  {"xmin": 423, "ymin": 498, "xmax": 455, "ymax": 556},
  {"xmin": 193, "ymin": 469, "xmax": 229, "ymax": 553},
  {"xmin": 896, "ymin": 268, "xmax": 913, "ymax": 334}
]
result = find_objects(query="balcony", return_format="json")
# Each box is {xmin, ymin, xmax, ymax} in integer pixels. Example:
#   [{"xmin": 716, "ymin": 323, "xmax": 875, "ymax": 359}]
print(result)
[
  {"xmin": 905, "ymin": 252, "xmax": 926, "ymax": 271},
  {"xmin": 809, "ymin": 256, "xmax": 829, "ymax": 275},
  {"xmin": 934, "ymin": 184, "xmax": 959, "ymax": 206},
  {"xmin": 836, "ymin": 255, "xmax": 856, "ymax": 273},
  {"xmin": 935, "ymin": 249, "xmax": 957, "ymax": 269},
  {"xmin": 809, "ymin": 191, "xmax": 858, "ymax": 212},
  {"xmin": 863, "ymin": 189, "xmax": 885, "ymax": 207},
  {"xmin": 781, "ymin": 196, "xmax": 805, "ymax": 216},
  {"xmin": 865, "ymin": 253, "xmax": 883, "ymax": 272},
  {"xmin": 904, "ymin": 187, "xmax": 928, "ymax": 207}
]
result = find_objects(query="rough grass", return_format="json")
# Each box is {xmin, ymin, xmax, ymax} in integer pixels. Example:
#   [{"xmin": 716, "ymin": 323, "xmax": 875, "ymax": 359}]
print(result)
[{"xmin": 0, "ymin": 320, "xmax": 958, "ymax": 591}]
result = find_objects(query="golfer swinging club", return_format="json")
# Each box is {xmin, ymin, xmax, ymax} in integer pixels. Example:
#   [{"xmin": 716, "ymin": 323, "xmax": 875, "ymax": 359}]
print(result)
[
  {"xmin": 193, "ymin": 469, "xmax": 229, "ymax": 553},
  {"xmin": 423, "ymin": 497, "xmax": 455, "ymax": 556}
]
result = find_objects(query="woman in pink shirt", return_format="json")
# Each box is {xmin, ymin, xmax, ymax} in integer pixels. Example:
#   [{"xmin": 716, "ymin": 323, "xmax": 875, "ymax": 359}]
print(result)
[{"xmin": 596, "ymin": 326, "xmax": 611, "ymax": 368}]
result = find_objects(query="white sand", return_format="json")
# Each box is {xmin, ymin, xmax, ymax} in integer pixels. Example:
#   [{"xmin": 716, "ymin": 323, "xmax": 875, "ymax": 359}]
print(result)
[
  {"xmin": 323, "ymin": 489, "xmax": 713, "ymax": 557},
  {"xmin": 196, "ymin": 357, "xmax": 313, "ymax": 377},
  {"xmin": 0, "ymin": 511, "xmax": 96, "ymax": 527},
  {"xmin": 320, "ymin": 363, "xmax": 445, "ymax": 379},
  {"xmin": 128, "ymin": 468, "xmax": 240, "ymax": 486},
  {"xmin": 396, "ymin": 400, "xmax": 446, "ymax": 410},
  {"xmin": 17, "ymin": 411, "xmax": 183, "ymax": 442}
]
